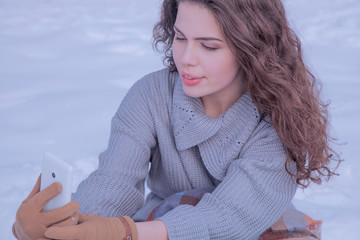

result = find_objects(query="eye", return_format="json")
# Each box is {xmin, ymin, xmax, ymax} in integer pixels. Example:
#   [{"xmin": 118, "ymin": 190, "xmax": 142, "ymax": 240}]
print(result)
[
  {"xmin": 175, "ymin": 36, "xmax": 186, "ymax": 41},
  {"xmin": 201, "ymin": 43, "xmax": 218, "ymax": 51}
]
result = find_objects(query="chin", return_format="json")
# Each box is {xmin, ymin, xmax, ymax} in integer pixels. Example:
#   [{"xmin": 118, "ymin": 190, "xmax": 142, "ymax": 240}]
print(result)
[{"xmin": 182, "ymin": 86, "xmax": 203, "ymax": 99}]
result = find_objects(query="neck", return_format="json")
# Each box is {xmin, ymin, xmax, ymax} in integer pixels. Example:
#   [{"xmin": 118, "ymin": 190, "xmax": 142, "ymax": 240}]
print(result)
[
  {"xmin": 201, "ymin": 74, "xmax": 248, "ymax": 118},
  {"xmin": 201, "ymin": 89, "xmax": 245, "ymax": 118}
]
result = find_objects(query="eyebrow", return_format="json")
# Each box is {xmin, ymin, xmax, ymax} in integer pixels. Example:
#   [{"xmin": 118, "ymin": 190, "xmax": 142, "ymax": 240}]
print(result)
[{"xmin": 174, "ymin": 25, "xmax": 223, "ymax": 42}]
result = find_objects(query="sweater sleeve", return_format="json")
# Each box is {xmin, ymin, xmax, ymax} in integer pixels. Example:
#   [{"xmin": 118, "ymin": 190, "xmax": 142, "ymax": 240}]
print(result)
[
  {"xmin": 72, "ymin": 76, "xmax": 157, "ymax": 218},
  {"xmin": 158, "ymin": 123, "xmax": 297, "ymax": 240}
]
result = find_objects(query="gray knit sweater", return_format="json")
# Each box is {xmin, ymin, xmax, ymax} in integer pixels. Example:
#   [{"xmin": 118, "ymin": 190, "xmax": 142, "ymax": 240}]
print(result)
[{"xmin": 72, "ymin": 68, "xmax": 297, "ymax": 239}]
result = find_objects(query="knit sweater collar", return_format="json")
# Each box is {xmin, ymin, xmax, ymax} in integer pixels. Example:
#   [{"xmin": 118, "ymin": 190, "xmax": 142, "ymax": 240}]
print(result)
[{"xmin": 172, "ymin": 75, "xmax": 260, "ymax": 153}]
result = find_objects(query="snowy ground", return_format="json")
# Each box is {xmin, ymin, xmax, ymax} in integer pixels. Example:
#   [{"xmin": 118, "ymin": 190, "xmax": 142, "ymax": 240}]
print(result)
[{"xmin": 0, "ymin": 0, "xmax": 359, "ymax": 239}]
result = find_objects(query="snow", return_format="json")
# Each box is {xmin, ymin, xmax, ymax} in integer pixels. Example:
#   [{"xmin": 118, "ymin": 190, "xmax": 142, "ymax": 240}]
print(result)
[{"xmin": 0, "ymin": 0, "xmax": 359, "ymax": 239}]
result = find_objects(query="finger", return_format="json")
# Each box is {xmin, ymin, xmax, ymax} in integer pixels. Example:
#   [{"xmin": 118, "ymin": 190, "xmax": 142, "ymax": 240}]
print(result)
[
  {"xmin": 30, "ymin": 182, "xmax": 62, "ymax": 211},
  {"xmin": 43, "ymin": 201, "xmax": 80, "ymax": 225},
  {"xmin": 12, "ymin": 223, "xmax": 18, "ymax": 238},
  {"xmin": 51, "ymin": 212, "xmax": 80, "ymax": 227},
  {"xmin": 23, "ymin": 174, "xmax": 41, "ymax": 202},
  {"xmin": 78, "ymin": 213, "xmax": 92, "ymax": 223},
  {"xmin": 45, "ymin": 225, "xmax": 82, "ymax": 240}
]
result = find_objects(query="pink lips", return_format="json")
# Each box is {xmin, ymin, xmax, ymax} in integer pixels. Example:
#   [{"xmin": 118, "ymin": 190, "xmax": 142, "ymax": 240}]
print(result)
[{"xmin": 181, "ymin": 72, "xmax": 204, "ymax": 86}]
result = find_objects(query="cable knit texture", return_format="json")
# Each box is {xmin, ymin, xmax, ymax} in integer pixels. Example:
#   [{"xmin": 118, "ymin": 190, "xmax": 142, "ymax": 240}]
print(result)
[{"xmin": 72, "ymin": 68, "xmax": 297, "ymax": 239}]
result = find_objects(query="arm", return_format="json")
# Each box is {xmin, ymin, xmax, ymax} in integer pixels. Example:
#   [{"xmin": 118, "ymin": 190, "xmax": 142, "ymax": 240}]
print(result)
[
  {"xmin": 72, "ymin": 75, "xmax": 157, "ymax": 217},
  {"xmin": 44, "ymin": 74, "xmax": 168, "ymax": 240},
  {"xmin": 44, "ymin": 214, "xmax": 169, "ymax": 240},
  {"xmin": 135, "ymin": 221, "xmax": 169, "ymax": 240}
]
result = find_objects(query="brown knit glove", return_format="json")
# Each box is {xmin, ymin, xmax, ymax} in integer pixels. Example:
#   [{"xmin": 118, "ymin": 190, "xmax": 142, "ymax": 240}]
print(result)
[
  {"xmin": 44, "ymin": 213, "xmax": 138, "ymax": 240},
  {"xmin": 12, "ymin": 175, "xmax": 79, "ymax": 240}
]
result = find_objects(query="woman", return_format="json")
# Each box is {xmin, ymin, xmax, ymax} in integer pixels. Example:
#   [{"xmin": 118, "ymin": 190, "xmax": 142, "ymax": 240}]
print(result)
[{"xmin": 13, "ymin": 0, "xmax": 340, "ymax": 239}]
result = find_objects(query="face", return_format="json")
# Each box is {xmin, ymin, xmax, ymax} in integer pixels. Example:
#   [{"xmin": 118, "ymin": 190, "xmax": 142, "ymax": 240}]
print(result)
[{"xmin": 173, "ymin": 1, "xmax": 245, "ymax": 112}]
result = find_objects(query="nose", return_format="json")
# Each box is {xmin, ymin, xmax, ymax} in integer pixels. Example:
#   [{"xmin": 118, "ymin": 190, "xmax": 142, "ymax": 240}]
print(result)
[{"xmin": 180, "ymin": 43, "xmax": 198, "ymax": 66}]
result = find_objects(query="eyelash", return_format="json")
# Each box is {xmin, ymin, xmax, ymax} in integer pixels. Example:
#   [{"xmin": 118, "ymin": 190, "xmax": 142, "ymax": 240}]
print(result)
[
  {"xmin": 175, "ymin": 37, "xmax": 186, "ymax": 41},
  {"xmin": 175, "ymin": 37, "xmax": 218, "ymax": 51},
  {"xmin": 201, "ymin": 44, "xmax": 218, "ymax": 51}
]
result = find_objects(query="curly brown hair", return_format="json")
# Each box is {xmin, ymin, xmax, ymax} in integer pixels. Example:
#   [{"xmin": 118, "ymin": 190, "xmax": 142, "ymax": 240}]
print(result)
[{"xmin": 153, "ymin": 0, "xmax": 341, "ymax": 188}]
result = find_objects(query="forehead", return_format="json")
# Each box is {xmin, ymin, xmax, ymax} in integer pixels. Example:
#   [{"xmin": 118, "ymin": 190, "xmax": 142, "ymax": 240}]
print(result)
[{"xmin": 175, "ymin": 1, "xmax": 223, "ymax": 38}]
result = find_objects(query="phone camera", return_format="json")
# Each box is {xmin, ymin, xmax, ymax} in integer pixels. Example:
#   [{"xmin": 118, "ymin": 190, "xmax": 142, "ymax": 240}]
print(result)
[{"xmin": 52, "ymin": 172, "xmax": 56, "ymax": 178}]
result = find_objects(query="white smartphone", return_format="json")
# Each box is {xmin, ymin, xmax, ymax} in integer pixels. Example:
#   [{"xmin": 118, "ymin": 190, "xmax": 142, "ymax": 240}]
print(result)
[{"xmin": 40, "ymin": 152, "xmax": 73, "ymax": 211}]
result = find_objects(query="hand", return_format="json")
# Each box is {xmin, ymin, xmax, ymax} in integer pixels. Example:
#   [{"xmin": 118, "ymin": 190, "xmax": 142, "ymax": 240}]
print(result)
[
  {"xmin": 12, "ymin": 175, "xmax": 79, "ymax": 240},
  {"xmin": 44, "ymin": 213, "xmax": 138, "ymax": 240}
]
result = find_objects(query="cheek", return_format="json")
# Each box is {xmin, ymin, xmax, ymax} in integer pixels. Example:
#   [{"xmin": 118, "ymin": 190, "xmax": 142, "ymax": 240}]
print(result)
[
  {"xmin": 205, "ymin": 54, "xmax": 239, "ymax": 78},
  {"xmin": 222, "ymin": 52, "xmax": 239, "ymax": 75},
  {"xmin": 172, "ymin": 42, "xmax": 182, "ymax": 66}
]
